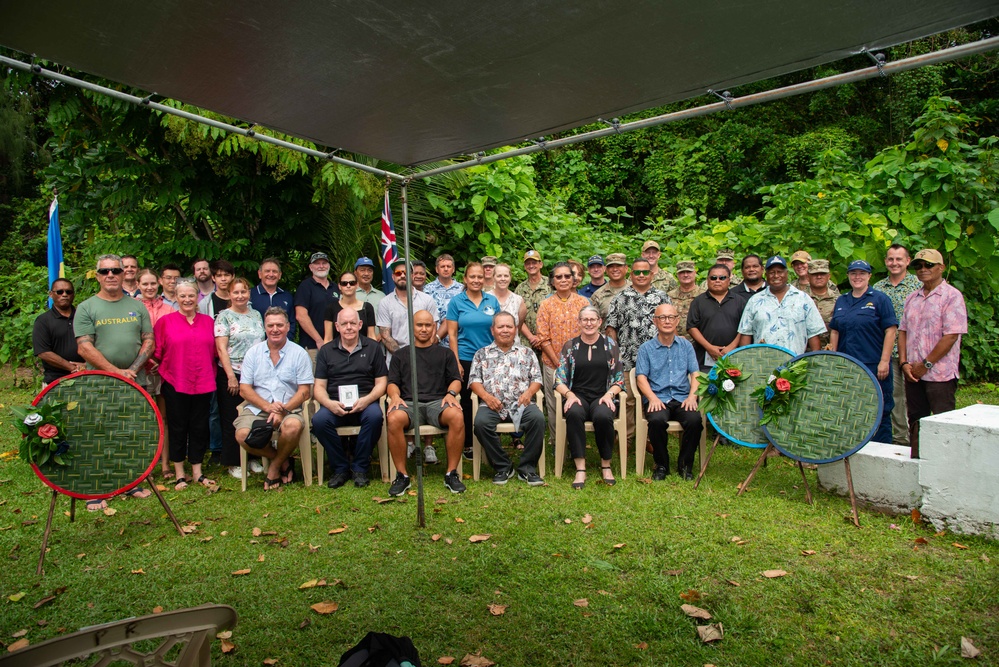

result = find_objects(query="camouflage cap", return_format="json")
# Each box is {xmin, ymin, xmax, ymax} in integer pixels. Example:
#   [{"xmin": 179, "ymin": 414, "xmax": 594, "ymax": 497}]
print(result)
[
  {"xmin": 676, "ymin": 260, "xmax": 696, "ymax": 273},
  {"xmin": 480, "ymin": 256, "xmax": 498, "ymax": 266},
  {"xmin": 807, "ymin": 259, "xmax": 830, "ymax": 274},
  {"xmin": 716, "ymin": 248, "xmax": 735, "ymax": 261},
  {"xmin": 605, "ymin": 253, "xmax": 627, "ymax": 266}
]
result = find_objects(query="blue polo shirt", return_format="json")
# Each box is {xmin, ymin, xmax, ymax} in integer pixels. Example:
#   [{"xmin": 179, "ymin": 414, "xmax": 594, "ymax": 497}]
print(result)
[
  {"xmin": 445, "ymin": 291, "xmax": 501, "ymax": 361},
  {"xmin": 635, "ymin": 334, "xmax": 698, "ymax": 403},
  {"xmin": 578, "ymin": 281, "xmax": 605, "ymax": 299},
  {"xmin": 250, "ymin": 284, "xmax": 296, "ymax": 340},
  {"xmin": 829, "ymin": 288, "xmax": 897, "ymax": 365},
  {"xmin": 294, "ymin": 277, "xmax": 340, "ymax": 349}
]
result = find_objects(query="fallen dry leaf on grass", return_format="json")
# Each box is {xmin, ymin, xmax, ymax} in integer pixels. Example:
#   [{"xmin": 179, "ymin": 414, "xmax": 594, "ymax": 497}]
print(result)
[
  {"xmin": 131, "ymin": 569, "xmax": 145, "ymax": 575},
  {"xmin": 152, "ymin": 606, "xmax": 163, "ymax": 614},
  {"xmin": 445, "ymin": 538, "xmax": 453, "ymax": 545},
  {"xmin": 696, "ymin": 623, "xmax": 724, "ymax": 643},
  {"xmin": 460, "ymin": 653, "xmax": 496, "ymax": 667},
  {"xmin": 232, "ymin": 568, "xmax": 251, "ymax": 576},
  {"xmin": 664, "ymin": 569, "xmax": 684, "ymax": 576},
  {"xmin": 961, "ymin": 636, "xmax": 981, "ymax": 659},
  {"xmin": 635, "ymin": 642, "xmax": 648, "ymax": 650},
  {"xmin": 216, "ymin": 631, "xmax": 232, "ymax": 639},
  {"xmin": 8, "ymin": 592, "xmax": 25, "ymax": 602},
  {"xmin": 368, "ymin": 524, "xmax": 380, "ymax": 533},
  {"xmin": 328, "ymin": 526, "xmax": 347, "ymax": 535},
  {"xmin": 469, "ymin": 534, "xmax": 491, "ymax": 543},
  {"xmin": 762, "ymin": 569, "xmax": 787, "ymax": 578},
  {"xmin": 800, "ymin": 550, "xmax": 817, "ymax": 556},
  {"xmin": 220, "ymin": 638, "xmax": 235, "ymax": 654},
  {"xmin": 582, "ymin": 514, "xmax": 593, "ymax": 523},
  {"xmin": 597, "ymin": 590, "xmax": 611, "ymax": 596},
  {"xmin": 564, "ymin": 518, "xmax": 572, "ymax": 524},
  {"xmin": 982, "ymin": 555, "xmax": 990, "ymax": 563},
  {"xmin": 252, "ymin": 527, "xmax": 262, "ymax": 537},
  {"xmin": 432, "ymin": 534, "xmax": 442, "ymax": 542},
  {"xmin": 437, "ymin": 657, "xmax": 455, "ymax": 665},
  {"xmin": 911, "ymin": 508, "xmax": 922, "ymax": 524},
  {"xmin": 7, "ymin": 638, "xmax": 29, "ymax": 652},
  {"xmin": 103, "ymin": 507, "xmax": 117, "ymax": 516},
  {"xmin": 573, "ymin": 598, "xmax": 589, "ymax": 608},
  {"xmin": 372, "ymin": 497, "xmax": 394, "ymax": 504},
  {"xmin": 455, "ymin": 517, "xmax": 466, "ymax": 523},
  {"xmin": 679, "ymin": 589, "xmax": 702, "ymax": 601},
  {"xmin": 310, "ymin": 601, "xmax": 339, "ymax": 614},
  {"xmin": 681, "ymin": 604, "xmax": 712, "ymax": 620},
  {"xmin": 726, "ymin": 580, "xmax": 741, "ymax": 587},
  {"xmin": 487, "ymin": 603, "xmax": 507, "ymax": 616},
  {"xmin": 300, "ymin": 579, "xmax": 320, "ymax": 589},
  {"xmin": 181, "ymin": 525, "xmax": 197, "ymax": 534},
  {"xmin": 914, "ymin": 537, "xmax": 929, "ymax": 545},
  {"xmin": 258, "ymin": 554, "xmax": 266, "ymax": 562},
  {"xmin": 953, "ymin": 543, "xmax": 969, "ymax": 550},
  {"xmin": 263, "ymin": 659, "xmax": 278, "ymax": 665},
  {"xmin": 11, "ymin": 629, "xmax": 27, "ymax": 638},
  {"xmin": 613, "ymin": 543, "xmax": 626, "ymax": 549}
]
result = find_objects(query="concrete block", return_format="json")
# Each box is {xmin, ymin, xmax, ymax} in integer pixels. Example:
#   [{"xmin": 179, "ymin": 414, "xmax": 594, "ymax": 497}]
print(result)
[
  {"xmin": 918, "ymin": 404, "xmax": 999, "ymax": 539},
  {"xmin": 817, "ymin": 441, "xmax": 921, "ymax": 513}
]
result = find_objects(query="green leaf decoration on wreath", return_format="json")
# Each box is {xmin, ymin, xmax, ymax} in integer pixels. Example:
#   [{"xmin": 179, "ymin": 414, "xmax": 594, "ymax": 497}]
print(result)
[
  {"xmin": 750, "ymin": 359, "xmax": 809, "ymax": 427},
  {"xmin": 10, "ymin": 401, "xmax": 74, "ymax": 468},
  {"xmin": 695, "ymin": 357, "xmax": 750, "ymax": 415}
]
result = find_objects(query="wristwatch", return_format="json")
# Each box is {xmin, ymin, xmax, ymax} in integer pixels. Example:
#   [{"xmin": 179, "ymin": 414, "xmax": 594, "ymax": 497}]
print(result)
[
  {"xmin": 447, "ymin": 390, "xmax": 459, "ymax": 398},
  {"xmin": 922, "ymin": 360, "xmax": 934, "ymax": 370}
]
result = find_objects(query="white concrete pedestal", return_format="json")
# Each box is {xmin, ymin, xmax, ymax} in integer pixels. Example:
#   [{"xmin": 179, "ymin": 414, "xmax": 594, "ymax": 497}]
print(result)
[
  {"xmin": 918, "ymin": 404, "xmax": 999, "ymax": 539},
  {"xmin": 817, "ymin": 442, "xmax": 921, "ymax": 514}
]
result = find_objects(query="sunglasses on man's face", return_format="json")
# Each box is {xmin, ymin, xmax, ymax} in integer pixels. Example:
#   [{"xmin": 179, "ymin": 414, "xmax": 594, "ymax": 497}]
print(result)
[
  {"xmin": 911, "ymin": 261, "xmax": 937, "ymax": 270},
  {"xmin": 553, "ymin": 273, "xmax": 573, "ymax": 280},
  {"xmin": 632, "ymin": 270, "xmax": 651, "ymax": 276},
  {"xmin": 339, "ymin": 280, "xmax": 357, "ymax": 286},
  {"xmin": 708, "ymin": 275, "xmax": 728, "ymax": 281},
  {"xmin": 97, "ymin": 268, "xmax": 124, "ymax": 276},
  {"xmin": 393, "ymin": 270, "xmax": 407, "ymax": 276},
  {"xmin": 52, "ymin": 289, "xmax": 75, "ymax": 296}
]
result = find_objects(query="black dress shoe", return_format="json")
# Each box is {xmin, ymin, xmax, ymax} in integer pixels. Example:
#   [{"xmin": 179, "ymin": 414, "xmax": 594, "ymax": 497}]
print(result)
[
  {"xmin": 680, "ymin": 467, "xmax": 694, "ymax": 481},
  {"xmin": 652, "ymin": 466, "xmax": 669, "ymax": 481},
  {"xmin": 352, "ymin": 471, "xmax": 370, "ymax": 488},
  {"xmin": 327, "ymin": 471, "xmax": 351, "ymax": 489}
]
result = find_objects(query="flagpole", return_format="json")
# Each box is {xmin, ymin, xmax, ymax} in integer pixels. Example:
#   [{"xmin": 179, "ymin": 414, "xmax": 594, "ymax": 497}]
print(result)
[{"xmin": 399, "ymin": 180, "xmax": 426, "ymax": 528}]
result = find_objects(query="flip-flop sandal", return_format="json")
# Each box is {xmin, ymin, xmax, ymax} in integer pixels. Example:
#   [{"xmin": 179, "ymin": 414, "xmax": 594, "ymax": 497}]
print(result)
[
  {"xmin": 196, "ymin": 475, "xmax": 216, "ymax": 488},
  {"xmin": 161, "ymin": 470, "xmax": 176, "ymax": 480},
  {"xmin": 174, "ymin": 477, "xmax": 189, "ymax": 491},
  {"xmin": 511, "ymin": 438, "xmax": 525, "ymax": 450},
  {"xmin": 280, "ymin": 458, "xmax": 295, "ymax": 485},
  {"xmin": 125, "ymin": 487, "xmax": 152, "ymax": 499},
  {"xmin": 86, "ymin": 499, "xmax": 108, "ymax": 512},
  {"xmin": 264, "ymin": 477, "xmax": 282, "ymax": 491}
]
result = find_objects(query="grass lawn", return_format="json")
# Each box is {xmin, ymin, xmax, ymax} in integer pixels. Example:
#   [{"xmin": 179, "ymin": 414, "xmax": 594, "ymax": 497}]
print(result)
[{"xmin": 0, "ymin": 375, "xmax": 997, "ymax": 666}]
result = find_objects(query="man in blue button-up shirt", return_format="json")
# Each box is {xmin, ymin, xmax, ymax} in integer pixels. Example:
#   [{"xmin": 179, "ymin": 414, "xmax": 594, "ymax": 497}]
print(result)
[{"xmin": 636, "ymin": 303, "xmax": 702, "ymax": 481}]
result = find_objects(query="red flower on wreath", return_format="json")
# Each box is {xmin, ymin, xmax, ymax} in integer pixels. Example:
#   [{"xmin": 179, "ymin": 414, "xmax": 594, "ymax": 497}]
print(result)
[
  {"xmin": 37, "ymin": 424, "xmax": 59, "ymax": 439},
  {"xmin": 725, "ymin": 369, "xmax": 742, "ymax": 377},
  {"xmin": 775, "ymin": 378, "xmax": 791, "ymax": 392}
]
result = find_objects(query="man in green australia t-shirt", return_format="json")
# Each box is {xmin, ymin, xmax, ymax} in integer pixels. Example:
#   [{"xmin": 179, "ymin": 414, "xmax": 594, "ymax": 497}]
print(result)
[{"xmin": 74, "ymin": 254, "xmax": 154, "ymax": 384}]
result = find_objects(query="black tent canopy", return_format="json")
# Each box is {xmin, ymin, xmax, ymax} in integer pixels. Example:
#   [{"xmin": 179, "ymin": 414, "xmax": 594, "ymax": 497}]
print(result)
[{"xmin": 2, "ymin": 0, "xmax": 997, "ymax": 166}]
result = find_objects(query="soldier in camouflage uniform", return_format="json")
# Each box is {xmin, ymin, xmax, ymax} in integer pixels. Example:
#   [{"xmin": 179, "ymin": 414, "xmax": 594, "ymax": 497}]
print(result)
[
  {"xmin": 668, "ymin": 260, "xmax": 705, "ymax": 342},
  {"xmin": 514, "ymin": 250, "xmax": 551, "ymax": 351},
  {"xmin": 641, "ymin": 240, "xmax": 679, "ymax": 293},
  {"xmin": 791, "ymin": 250, "xmax": 812, "ymax": 292},
  {"xmin": 700, "ymin": 249, "xmax": 741, "ymax": 289},
  {"xmin": 807, "ymin": 259, "xmax": 837, "ymax": 348},
  {"xmin": 589, "ymin": 253, "xmax": 630, "ymax": 330}
]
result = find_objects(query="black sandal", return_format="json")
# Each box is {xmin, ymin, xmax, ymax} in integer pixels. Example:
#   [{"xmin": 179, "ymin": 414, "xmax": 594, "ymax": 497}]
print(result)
[
  {"xmin": 572, "ymin": 469, "xmax": 586, "ymax": 490},
  {"xmin": 264, "ymin": 477, "xmax": 282, "ymax": 491},
  {"xmin": 280, "ymin": 458, "xmax": 296, "ymax": 485},
  {"xmin": 601, "ymin": 466, "xmax": 617, "ymax": 486}
]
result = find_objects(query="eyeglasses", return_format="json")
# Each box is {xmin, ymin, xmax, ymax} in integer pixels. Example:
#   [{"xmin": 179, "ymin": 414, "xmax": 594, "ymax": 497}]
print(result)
[
  {"xmin": 911, "ymin": 261, "xmax": 937, "ymax": 270},
  {"xmin": 653, "ymin": 315, "xmax": 679, "ymax": 322},
  {"xmin": 96, "ymin": 268, "xmax": 124, "ymax": 276},
  {"xmin": 579, "ymin": 317, "xmax": 600, "ymax": 323},
  {"xmin": 553, "ymin": 274, "xmax": 573, "ymax": 280},
  {"xmin": 339, "ymin": 280, "xmax": 357, "ymax": 286},
  {"xmin": 708, "ymin": 275, "xmax": 729, "ymax": 281},
  {"xmin": 52, "ymin": 289, "xmax": 75, "ymax": 295},
  {"xmin": 632, "ymin": 270, "xmax": 651, "ymax": 276},
  {"xmin": 393, "ymin": 269, "xmax": 407, "ymax": 276}
]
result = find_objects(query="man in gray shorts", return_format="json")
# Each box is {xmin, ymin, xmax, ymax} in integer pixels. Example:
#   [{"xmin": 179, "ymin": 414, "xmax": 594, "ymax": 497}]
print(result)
[
  {"xmin": 235, "ymin": 307, "xmax": 314, "ymax": 490},
  {"xmin": 385, "ymin": 310, "xmax": 465, "ymax": 495}
]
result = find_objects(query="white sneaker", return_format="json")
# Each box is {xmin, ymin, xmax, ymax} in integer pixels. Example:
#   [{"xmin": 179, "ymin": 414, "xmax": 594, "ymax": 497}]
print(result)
[
  {"xmin": 229, "ymin": 466, "xmax": 243, "ymax": 479},
  {"xmin": 249, "ymin": 460, "xmax": 265, "ymax": 474},
  {"xmin": 423, "ymin": 445, "xmax": 438, "ymax": 464},
  {"xmin": 407, "ymin": 441, "xmax": 416, "ymax": 459}
]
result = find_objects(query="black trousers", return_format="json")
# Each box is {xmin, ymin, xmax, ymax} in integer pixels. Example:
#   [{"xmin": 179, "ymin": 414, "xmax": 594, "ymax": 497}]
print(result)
[
  {"xmin": 906, "ymin": 379, "xmax": 957, "ymax": 459},
  {"xmin": 646, "ymin": 400, "xmax": 703, "ymax": 473},
  {"xmin": 459, "ymin": 358, "xmax": 475, "ymax": 450},
  {"xmin": 564, "ymin": 396, "xmax": 616, "ymax": 460},
  {"xmin": 161, "ymin": 380, "xmax": 212, "ymax": 465},
  {"xmin": 216, "ymin": 365, "xmax": 244, "ymax": 467}
]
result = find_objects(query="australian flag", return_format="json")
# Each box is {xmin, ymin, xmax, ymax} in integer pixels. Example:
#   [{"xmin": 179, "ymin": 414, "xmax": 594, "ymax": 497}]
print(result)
[{"xmin": 380, "ymin": 189, "xmax": 399, "ymax": 291}]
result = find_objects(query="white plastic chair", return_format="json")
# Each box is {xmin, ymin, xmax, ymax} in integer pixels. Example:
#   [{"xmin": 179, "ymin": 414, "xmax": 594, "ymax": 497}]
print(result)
[{"xmin": 470, "ymin": 390, "xmax": 545, "ymax": 481}]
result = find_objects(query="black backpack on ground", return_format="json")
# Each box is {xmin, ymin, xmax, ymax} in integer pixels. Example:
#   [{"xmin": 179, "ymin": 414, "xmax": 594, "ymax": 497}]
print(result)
[{"xmin": 338, "ymin": 632, "xmax": 422, "ymax": 667}]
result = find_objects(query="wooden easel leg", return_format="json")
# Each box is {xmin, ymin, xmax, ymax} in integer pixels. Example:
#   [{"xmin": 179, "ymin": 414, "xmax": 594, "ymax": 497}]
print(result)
[
  {"xmin": 148, "ymin": 480, "xmax": 186, "ymax": 537},
  {"xmin": 69, "ymin": 497, "xmax": 76, "ymax": 523},
  {"xmin": 738, "ymin": 444, "xmax": 773, "ymax": 496},
  {"xmin": 693, "ymin": 435, "xmax": 721, "ymax": 490},
  {"xmin": 797, "ymin": 461, "xmax": 813, "ymax": 504},
  {"xmin": 844, "ymin": 457, "xmax": 861, "ymax": 527},
  {"xmin": 37, "ymin": 489, "xmax": 58, "ymax": 576}
]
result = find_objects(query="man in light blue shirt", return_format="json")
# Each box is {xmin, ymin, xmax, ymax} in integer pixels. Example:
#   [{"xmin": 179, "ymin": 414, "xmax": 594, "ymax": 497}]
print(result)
[
  {"xmin": 235, "ymin": 307, "xmax": 314, "ymax": 490},
  {"xmin": 635, "ymin": 303, "xmax": 702, "ymax": 481},
  {"xmin": 736, "ymin": 256, "xmax": 825, "ymax": 355}
]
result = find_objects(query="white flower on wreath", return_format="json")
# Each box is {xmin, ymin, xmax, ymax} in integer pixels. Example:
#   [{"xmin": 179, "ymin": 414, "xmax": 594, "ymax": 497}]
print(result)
[
  {"xmin": 23, "ymin": 413, "xmax": 43, "ymax": 426},
  {"xmin": 768, "ymin": 374, "xmax": 776, "ymax": 384},
  {"xmin": 721, "ymin": 379, "xmax": 736, "ymax": 392}
]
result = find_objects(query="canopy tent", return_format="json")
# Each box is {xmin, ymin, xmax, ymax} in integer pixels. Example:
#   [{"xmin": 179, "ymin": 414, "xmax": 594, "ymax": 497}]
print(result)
[{"xmin": 2, "ymin": 1, "xmax": 997, "ymax": 167}]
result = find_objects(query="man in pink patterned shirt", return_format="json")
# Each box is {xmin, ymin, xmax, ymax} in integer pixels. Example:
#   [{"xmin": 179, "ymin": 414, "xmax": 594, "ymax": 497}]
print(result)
[{"xmin": 897, "ymin": 249, "xmax": 967, "ymax": 458}]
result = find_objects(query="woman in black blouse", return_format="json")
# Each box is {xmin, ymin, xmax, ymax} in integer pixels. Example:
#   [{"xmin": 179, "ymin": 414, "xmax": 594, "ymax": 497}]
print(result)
[{"xmin": 324, "ymin": 271, "xmax": 377, "ymax": 343}]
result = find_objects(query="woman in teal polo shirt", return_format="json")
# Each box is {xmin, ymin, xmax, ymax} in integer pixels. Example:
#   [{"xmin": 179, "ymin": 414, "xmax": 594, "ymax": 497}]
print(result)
[{"xmin": 447, "ymin": 262, "xmax": 501, "ymax": 458}]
